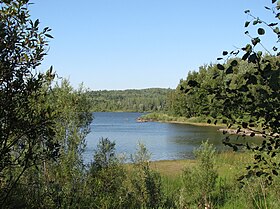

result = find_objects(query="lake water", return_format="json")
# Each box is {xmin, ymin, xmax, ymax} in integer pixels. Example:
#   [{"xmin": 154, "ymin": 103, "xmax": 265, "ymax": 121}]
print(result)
[{"xmin": 84, "ymin": 112, "xmax": 230, "ymax": 162}]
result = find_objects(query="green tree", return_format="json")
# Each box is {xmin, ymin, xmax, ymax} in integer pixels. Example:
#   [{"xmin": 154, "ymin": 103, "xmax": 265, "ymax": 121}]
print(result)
[
  {"xmin": 0, "ymin": 0, "xmax": 57, "ymax": 206},
  {"xmin": 214, "ymin": 0, "xmax": 280, "ymax": 184},
  {"xmin": 129, "ymin": 143, "xmax": 163, "ymax": 209},
  {"xmin": 37, "ymin": 80, "xmax": 93, "ymax": 208},
  {"xmin": 86, "ymin": 138, "xmax": 128, "ymax": 209},
  {"xmin": 2, "ymin": 80, "xmax": 93, "ymax": 209}
]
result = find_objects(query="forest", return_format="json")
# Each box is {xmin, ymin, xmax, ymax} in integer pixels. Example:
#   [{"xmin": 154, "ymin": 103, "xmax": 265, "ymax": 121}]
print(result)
[
  {"xmin": 87, "ymin": 88, "xmax": 172, "ymax": 112},
  {"xmin": 164, "ymin": 55, "xmax": 279, "ymax": 127},
  {"xmin": 0, "ymin": 0, "xmax": 279, "ymax": 208}
]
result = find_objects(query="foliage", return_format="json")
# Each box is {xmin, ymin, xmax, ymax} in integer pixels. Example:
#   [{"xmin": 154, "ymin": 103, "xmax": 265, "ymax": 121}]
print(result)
[
  {"xmin": 87, "ymin": 88, "xmax": 173, "ymax": 112},
  {"xmin": 171, "ymin": 0, "xmax": 280, "ymax": 185},
  {"xmin": 129, "ymin": 143, "xmax": 164, "ymax": 209},
  {"xmin": 177, "ymin": 141, "xmax": 218, "ymax": 208},
  {"xmin": 36, "ymin": 80, "xmax": 93, "ymax": 208},
  {"xmin": 213, "ymin": 0, "xmax": 280, "ymax": 185},
  {"xmin": 86, "ymin": 138, "xmax": 128, "ymax": 209},
  {"xmin": 2, "ymin": 80, "xmax": 93, "ymax": 208},
  {"xmin": 0, "ymin": 0, "xmax": 57, "ymax": 205}
]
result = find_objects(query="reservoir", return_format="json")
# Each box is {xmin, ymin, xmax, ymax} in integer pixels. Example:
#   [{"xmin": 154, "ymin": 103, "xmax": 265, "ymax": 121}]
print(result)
[{"xmin": 84, "ymin": 112, "xmax": 229, "ymax": 162}]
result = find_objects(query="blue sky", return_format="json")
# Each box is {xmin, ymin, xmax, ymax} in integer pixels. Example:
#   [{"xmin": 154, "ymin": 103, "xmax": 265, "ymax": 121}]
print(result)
[{"xmin": 30, "ymin": 0, "xmax": 275, "ymax": 90}]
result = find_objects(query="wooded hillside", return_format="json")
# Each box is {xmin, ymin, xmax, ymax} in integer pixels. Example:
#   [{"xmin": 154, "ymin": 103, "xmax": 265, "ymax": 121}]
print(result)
[{"xmin": 87, "ymin": 88, "xmax": 173, "ymax": 112}]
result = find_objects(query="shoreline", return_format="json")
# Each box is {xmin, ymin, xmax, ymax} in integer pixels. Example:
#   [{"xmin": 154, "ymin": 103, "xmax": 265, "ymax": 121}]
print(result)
[
  {"xmin": 136, "ymin": 114, "xmax": 226, "ymax": 128},
  {"xmin": 137, "ymin": 117, "xmax": 226, "ymax": 128},
  {"xmin": 137, "ymin": 113, "xmax": 266, "ymax": 137}
]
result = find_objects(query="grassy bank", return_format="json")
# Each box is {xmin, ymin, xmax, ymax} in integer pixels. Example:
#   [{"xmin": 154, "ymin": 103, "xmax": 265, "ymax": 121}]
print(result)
[
  {"xmin": 149, "ymin": 151, "xmax": 252, "ymax": 185},
  {"xmin": 148, "ymin": 151, "xmax": 280, "ymax": 209},
  {"xmin": 139, "ymin": 112, "xmax": 227, "ymax": 127}
]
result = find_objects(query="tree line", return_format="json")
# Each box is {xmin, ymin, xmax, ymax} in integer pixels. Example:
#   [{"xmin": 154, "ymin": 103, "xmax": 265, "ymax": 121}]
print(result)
[
  {"xmin": 167, "ymin": 55, "xmax": 279, "ymax": 127},
  {"xmin": 87, "ymin": 88, "xmax": 172, "ymax": 112}
]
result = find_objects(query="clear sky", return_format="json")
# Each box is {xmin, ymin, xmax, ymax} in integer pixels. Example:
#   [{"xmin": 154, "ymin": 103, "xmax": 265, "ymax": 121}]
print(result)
[{"xmin": 30, "ymin": 0, "xmax": 275, "ymax": 90}]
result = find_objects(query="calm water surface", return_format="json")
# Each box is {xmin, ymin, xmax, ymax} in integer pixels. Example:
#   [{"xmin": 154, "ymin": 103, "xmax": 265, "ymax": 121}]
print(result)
[{"xmin": 84, "ymin": 112, "xmax": 230, "ymax": 162}]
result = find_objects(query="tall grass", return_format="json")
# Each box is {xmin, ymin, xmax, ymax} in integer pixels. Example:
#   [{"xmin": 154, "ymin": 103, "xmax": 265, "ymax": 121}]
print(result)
[{"xmin": 150, "ymin": 149, "xmax": 280, "ymax": 208}]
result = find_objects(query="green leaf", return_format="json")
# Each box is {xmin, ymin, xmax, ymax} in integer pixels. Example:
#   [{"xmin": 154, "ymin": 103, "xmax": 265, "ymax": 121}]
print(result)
[
  {"xmin": 242, "ymin": 52, "xmax": 250, "ymax": 61},
  {"xmin": 226, "ymin": 66, "xmax": 233, "ymax": 74},
  {"xmin": 246, "ymin": 75, "xmax": 258, "ymax": 85},
  {"xmin": 212, "ymin": 73, "xmax": 219, "ymax": 79},
  {"xmin": 245, "ymin": 21, "xmax": 250, "ymax": 27},
  {"xmin": 237, "ymin": 175, "xmax": 245, "ymax": 181},
  {"xmin": 230, "ymin": 60, "xmax": 238, "ymax": 67},
  {"xmin": 34, "ymin": 19, "xmax": 39, "ymax": 27},
  {"xmin": 258, "ymin": 28, "xmax": 265, "ymax": 35},
  {"xmin": 187, "ymin": 80, "xmax": 199, "ymax": 87},
  {"xmin": 272, "ymin": 170, "xmax": 279, "ymax": 176},
  {"xmin": 239, "ymin": 85, "xmax": 249, "ymax": 92},
  {"xmin": 253, "ymin": 20, "xmax": 259, "ymax": 25},
  {"xmin": 243, "ymin": 44, "xmax": 252, "ymax": 52},
  {"xmin": 251, "ymin": 37, "xmax": 260, "ymax": 46},
  {"xmin": 256, "ymin": 171, "xmax": 263, "ymax": 177},
  {"xmin": 242, "ymin": 122, "xmax": 248, "ymax": 128},
  {"xmin": 217, "ymin": 64, "xmax": 225, "ymax": 70},
  {"xmin": 45, "ymin": 34, "xmax": 54, "ymax": 38},
  {"xmin": 272, "ymin": 0, "xmax": 277, "ymax": 3},
  {"xmin": 268, "ymin": 23, "xmax": 278, "ymax": 26},
  {"xmin": 248, "ymin": 53, "xmax": 258, "ymax": 63},
  {"xmin": 264, "ymin": 6, "xmax": 271, "ymax": 10},
  {"xmin": 222, "ymin": 51, "xmax": 228, "ymax": 56},
  {"xmin": 244, "ymin": 10, "xmax": 250, "ymax": 14}
]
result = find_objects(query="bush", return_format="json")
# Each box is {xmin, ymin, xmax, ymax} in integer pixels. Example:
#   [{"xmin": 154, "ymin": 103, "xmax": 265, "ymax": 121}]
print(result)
[
  {"xmin": 128, "ymin": 143, "xmax": 164, "ymax": 208},
  {"xmin": 178, "ymin": 141, "xmax": 218, "ymax": 208}
]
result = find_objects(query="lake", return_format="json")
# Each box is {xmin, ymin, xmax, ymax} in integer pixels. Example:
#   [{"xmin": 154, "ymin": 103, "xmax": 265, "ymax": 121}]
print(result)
[{"xmin": 84, "ymin": 112, "xmax": 231, "ymax": 162}]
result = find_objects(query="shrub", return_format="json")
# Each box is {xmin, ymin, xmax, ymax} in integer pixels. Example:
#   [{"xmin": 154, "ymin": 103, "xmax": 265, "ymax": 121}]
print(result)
[{"xmin": 178, "ymin": 141, "xmax": 218, "ymax": 208}]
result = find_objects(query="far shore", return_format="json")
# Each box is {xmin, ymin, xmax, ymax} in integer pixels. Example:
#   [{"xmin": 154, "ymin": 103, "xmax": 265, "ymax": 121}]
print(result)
[
  {"xmin": 137, "ymin": 117, "xmax": 226, "ymax": 128},
  {"xmin": 137, "ymin": 113, "xmax": 267, "ymax": 137}
]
